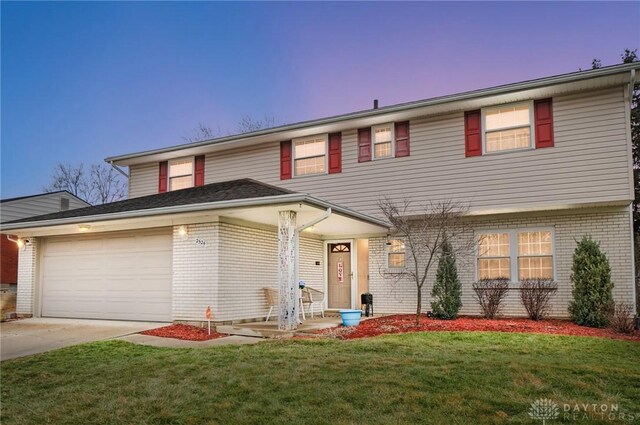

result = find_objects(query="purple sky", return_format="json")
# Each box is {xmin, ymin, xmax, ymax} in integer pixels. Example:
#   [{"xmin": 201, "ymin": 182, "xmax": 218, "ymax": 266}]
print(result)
[{"xmin": 2, "ymin": 1, "xmax": 639, "ymax": 199}]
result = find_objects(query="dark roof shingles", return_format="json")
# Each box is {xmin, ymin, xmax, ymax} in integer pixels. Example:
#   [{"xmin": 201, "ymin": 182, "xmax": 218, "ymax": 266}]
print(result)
[{"xmin": 5, "ymin": 179, "xmax": 293, "ymax": 225}]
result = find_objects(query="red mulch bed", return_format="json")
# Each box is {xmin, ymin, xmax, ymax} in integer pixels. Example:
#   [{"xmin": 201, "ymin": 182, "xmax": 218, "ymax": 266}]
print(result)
[
  {"xmin": 317, "ymin": 315, "xmax": 640, "ymax": 342},
  {"xmin": 141, "ymin": 324, "xmax": 227, "ymax": 341}
]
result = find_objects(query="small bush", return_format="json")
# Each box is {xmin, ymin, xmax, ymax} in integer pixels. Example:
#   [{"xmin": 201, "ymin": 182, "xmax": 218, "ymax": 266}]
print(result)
[
  {"xmin": 568, "ymin": 236, "xmax": 614, "ymax": 328},
  {"xmin": 519, "ymin": 279, "xmax": 558, "ymax": 321},
  {"xmin": 472, "ymin": 278, "xmax": 510, "ymax": 319},
  {"xmin": 431, "ymin": 238, "xmax": 462, "ymax": 320},
  {"xmin": 609, "ymin": 302, "xmax": 635, "ymax": 334}
]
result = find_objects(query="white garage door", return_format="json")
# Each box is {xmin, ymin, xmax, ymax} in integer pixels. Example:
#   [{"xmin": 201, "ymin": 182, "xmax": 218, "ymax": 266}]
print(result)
[{"xmin": 41, "ymin": 229, "xmax": 172, "ymax": 321}]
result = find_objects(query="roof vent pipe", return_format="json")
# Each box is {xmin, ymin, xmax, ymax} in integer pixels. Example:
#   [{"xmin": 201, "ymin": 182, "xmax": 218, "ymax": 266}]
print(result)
[{"xmin": 373, "ymin": 99, "xmax": 379, "ymax": 109}]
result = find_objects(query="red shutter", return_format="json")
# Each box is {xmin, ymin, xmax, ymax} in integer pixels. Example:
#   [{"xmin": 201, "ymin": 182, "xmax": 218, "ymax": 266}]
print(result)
[
  {"xmin": 534, "ymin": 98, "xmax": 554, "ymax": 149},
  {"xmin": 194, "ymin": 155, "xmax": 205, "ymax": 186},
  {"xmin": 464, "ymin": 110, "xmax": 482, "ymax": 157},
  {"xmin": 358, "ymin": 128, "xmax": 372, "ymax": 162},
  {"xmin": 395, "ymin": 121, "xmax": 410, "ymax": 157},
  {"xmin": 280, "ymin": 140, "xmax": 292, "ymax": 180},
  {"xmin": 328, "ymin": 132, "xmax": 342, "ymax": 174},
  {"xmin": 158, "ymin": 161, "xmax": 168, "ymax": 193}
]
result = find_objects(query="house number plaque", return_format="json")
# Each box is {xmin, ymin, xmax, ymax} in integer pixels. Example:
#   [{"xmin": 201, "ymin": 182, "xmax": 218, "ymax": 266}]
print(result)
[{"xmin": 195, "ymin": 238, "xmax": 207, "ymax": 247}]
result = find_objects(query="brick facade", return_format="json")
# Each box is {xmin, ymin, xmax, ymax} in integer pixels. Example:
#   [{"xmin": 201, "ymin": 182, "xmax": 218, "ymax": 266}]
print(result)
[
  {"xmin": 369, "ymin": 207, "xmax": 635, "ymax": 318},
  {"xmin": 16, "ymin": 238, "xmax": 37, "ymax": 316}
]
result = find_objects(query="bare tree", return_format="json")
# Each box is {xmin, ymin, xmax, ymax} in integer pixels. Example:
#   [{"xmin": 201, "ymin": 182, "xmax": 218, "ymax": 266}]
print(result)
[
  {"xmin": 236, "ymin": 115, "xmax": 277, "ymax": 134},
  {"xmin": 44, "ymin": 163, "xmax": 126, "ymax": 205},
  {"xmin": 183, "ymin": 116, "xmax": 278, "ymax": 143},
  {"xmin": 44, "ymin": 163, "xmax": 91, "ymax": 202},
  {"xmin": 378, "ymin": 197, "xmax": 477, "ymax": 324},
  {"xmin": 182, "ymin": 122, "xmax": 223, "ymax": 143},
  {"xmin": 89, "ymin": 164, "xmax": 127, "ymax": 204}
]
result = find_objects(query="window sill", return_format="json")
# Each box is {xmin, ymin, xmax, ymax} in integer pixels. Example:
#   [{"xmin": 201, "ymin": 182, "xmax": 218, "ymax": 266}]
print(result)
[
  {"xmin": 292, "ymin": 172, "xmax": 328, "ymax": 180},
  {"xmin": 483, "ymin": 147, "xmax": 536, "ymax": 156}
]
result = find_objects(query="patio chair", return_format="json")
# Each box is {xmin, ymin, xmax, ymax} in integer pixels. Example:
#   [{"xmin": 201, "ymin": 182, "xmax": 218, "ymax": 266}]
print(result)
[
  {"xmin": 263, "ymin": 287, "xmax": 278, "ymax": 322},
  {"xmin": 301, "ymin": 287, "xmax": 325, "ymax": 319}
]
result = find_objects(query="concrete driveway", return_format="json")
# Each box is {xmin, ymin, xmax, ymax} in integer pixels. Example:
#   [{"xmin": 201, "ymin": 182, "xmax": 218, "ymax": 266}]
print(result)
[{"xmin": 1, "ymin": 318, "xmax": 165, "ymax": 361}]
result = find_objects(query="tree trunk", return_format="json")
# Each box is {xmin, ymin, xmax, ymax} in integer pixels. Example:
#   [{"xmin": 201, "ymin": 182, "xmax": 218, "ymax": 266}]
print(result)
[{"xmin": 416, "ymin": 285, "xmax": 422, "ymax": 325}]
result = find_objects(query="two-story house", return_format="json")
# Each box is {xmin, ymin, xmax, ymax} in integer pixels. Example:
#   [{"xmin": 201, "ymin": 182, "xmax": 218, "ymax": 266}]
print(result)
[{"xmin": 3, "ymin": 63, "xmax": 637, "ymax": 326}]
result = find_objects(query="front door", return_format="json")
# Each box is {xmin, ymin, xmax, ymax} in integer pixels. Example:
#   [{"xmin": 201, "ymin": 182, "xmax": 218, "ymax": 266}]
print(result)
[{"xmin": 328, "ymin": 243, "xmax": 352, "ymax": 309}]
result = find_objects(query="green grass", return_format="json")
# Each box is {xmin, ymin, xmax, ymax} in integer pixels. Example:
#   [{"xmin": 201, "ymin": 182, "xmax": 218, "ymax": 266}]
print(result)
[{"xmin": 2, "ymin": 332, "xmax": 639, "ymax": 424}]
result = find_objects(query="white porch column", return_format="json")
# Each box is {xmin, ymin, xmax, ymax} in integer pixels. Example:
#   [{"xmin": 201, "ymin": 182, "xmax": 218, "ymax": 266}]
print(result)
[{"xmin": 278, "ymin": 210, "xmax": 298, "ymax": 330}]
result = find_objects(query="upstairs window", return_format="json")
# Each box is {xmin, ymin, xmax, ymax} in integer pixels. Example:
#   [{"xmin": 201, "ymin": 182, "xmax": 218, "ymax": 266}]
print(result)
[
  {"xmin": 483, "ymin": 102, "xmax": 533, "ymax": 153},
  {"xmin": 293, "ymin": 135, "xmax": 327, "ymax": 176},
  {"xmin": 168, "ymin": 158, "xmax": 194, "ymax": 191},
  {"xmin": 372, "ymin": 124, "xmax": 394, "ymax": 159}
]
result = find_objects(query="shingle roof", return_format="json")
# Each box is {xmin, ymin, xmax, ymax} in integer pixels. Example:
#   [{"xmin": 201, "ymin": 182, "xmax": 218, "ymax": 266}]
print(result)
[
  {"xmin": 4, "ymin": 179, "xmax": 293, "ymax": 224},
  {"xmin": 0, "ymin": 190, "xmax": 89, "ymax": 205}
]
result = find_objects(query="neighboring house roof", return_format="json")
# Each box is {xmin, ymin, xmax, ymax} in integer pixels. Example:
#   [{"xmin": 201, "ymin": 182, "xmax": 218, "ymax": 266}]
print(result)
[
  {"xmin": 1, "ymin": 179, "xmax": 389, "ymax": 230},
  {"xmin": 106, "ymin": 62, "xmax": 640, "ymax": 166},
  {"xmin": 0, "ymin": 190, "xmax": 89, "ymax": 205}
]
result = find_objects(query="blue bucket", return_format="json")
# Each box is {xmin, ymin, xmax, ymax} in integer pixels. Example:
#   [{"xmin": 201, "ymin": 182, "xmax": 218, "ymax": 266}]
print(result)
[{"xmin": 339, "ymin": 309, "xmax": 362, "ymax": 327}]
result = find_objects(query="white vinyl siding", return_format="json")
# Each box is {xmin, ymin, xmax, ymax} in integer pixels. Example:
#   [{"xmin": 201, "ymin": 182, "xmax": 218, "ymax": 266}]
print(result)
[
  {"xmin": 127, "ymin": 87, "xmax": 631, "ymax": 216},
  {"xmin": 129, "ymin": 162, "xmax": 159, "ymax": 198},
  {"xmin": 0, "ymin": 193, "xmax": 89, "ymax": 223}
]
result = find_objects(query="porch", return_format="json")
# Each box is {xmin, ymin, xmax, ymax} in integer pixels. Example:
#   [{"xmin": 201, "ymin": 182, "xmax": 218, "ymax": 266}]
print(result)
[{"xmin": 217, "ymin": 316, "xmax": 342, "ymax": 339}]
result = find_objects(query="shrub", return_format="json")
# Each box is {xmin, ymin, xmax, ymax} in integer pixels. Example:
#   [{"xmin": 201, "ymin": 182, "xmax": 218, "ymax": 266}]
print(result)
[
  {"xmin": 472, "ymin": 278, "xmax": 510, "ymax": 319},
  {"xmin": 609, "ymin": 302, "xmax": 635, "ymax": 334},
  {"xmin": 519, "ymin": 279, "xmax": 558, "ymax": 321},
  {"xmin": 431, "ymin": 238, "xmax": 462, "ymax": 319},
  {"xmin": 568, "ymin": 236, "xmax": 614, "ymax": 328}
]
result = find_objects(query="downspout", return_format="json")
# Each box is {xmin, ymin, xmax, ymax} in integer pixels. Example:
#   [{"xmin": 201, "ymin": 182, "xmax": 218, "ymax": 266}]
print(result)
[
  {"xmin": 296, "ymin": 207, "xmax": 332, "ymax": 232},
  {"xmin": 108, "ymin": 161, "xmax": 129, "ymax": 178}
]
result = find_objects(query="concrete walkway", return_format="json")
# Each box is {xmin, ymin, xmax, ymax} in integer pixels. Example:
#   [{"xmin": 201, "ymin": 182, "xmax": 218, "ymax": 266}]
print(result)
[
  {"xmin": 118, "ymin": 333, "xmax": 263, "ymax": 348},
  {"xmin": 1, "ymin": 318, "xmax": 165, "ymax": 361}
]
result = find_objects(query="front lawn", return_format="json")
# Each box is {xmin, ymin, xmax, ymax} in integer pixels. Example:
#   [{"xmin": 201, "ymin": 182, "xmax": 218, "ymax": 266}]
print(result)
[{"xmin": 2, "ymin": 332, "xmax": 639, "ymax": 424}]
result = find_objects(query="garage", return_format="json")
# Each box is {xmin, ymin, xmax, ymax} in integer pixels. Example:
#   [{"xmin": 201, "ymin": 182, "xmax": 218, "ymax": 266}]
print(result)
[{"xmin": 40, "ymin": 228, "xmax": 172, "ymax": 322}]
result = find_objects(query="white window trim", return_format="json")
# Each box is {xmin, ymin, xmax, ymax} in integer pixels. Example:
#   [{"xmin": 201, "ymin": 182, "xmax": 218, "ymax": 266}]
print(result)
[
  {"xmin": 481, "ymin": 100, "xmax": 535, "ymax": 155},
  {"xmin": 372, "ymin": 123, "xmax": 395, "ymax": 160},
  {"xmin": 168, "ymin": 156, "xmax": 195, "ymax": 191},
  {"xmin": 292, "ymin": 134, "xmax": 328, "ymax": 178},
  {"xmin": 475, "ymin": 227, "xmax": 556, "ymax": 283},
  {"xmin": 386, "ymin": 238, "xmax": 406, "ymax": 270}
]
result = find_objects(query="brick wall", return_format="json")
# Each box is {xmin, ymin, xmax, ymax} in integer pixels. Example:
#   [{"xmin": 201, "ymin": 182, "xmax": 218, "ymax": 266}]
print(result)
[
  {"xmin": 369, "ymin": 207, "xmax": 635, "ymax": 318},
  {"xmin": 215, "ymin": 221, "xmax": 324, "ymax": 322},
  {"xmin": 16, "ymin": 238, "xmax": 37, "ymax": 316},
  {"xmin": 172, "ymin": 223, "xmax": 219, "ymax": 321}
]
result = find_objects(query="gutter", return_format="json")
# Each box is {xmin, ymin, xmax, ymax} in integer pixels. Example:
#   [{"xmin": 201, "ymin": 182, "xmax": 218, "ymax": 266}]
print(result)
[
  {"xmin": 105, "ymin": 62, "xmax": 640, "ymax": 165},
  {"xmin": 0, "ymin": 194, "xmax": 388, "ymax": 232}
]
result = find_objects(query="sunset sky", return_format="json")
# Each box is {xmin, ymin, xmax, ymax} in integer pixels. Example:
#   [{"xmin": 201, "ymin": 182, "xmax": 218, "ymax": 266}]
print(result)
[{"xmin": 2, "ymin": 1, "xmax": 639, "ymax": 198}]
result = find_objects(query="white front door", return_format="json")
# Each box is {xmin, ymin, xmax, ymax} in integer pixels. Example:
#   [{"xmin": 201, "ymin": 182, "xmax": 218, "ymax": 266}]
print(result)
[{"xmin": 40, "ymin": 229, "xmax": 172, "ymax": 322}]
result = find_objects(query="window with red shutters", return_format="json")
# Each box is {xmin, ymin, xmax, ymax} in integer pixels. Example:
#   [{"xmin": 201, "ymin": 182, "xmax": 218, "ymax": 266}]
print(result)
[
  {"xmin": 328, "ymin": 132, "xmax": 342, "ymax": 174},
  {"xmin": 464, "ymin": 110, "xmax": 482, "ymax": 157},
  {"xmin": 534, "ymin": 98, "xmax": 554, "ymax": 149},
  {"xmin": 280, "ymin": 140, "xmax": 292, "ymax": 180},
  {"xmin": 358, "ymin": 128, "xmax": 372, "ymax": 162}
]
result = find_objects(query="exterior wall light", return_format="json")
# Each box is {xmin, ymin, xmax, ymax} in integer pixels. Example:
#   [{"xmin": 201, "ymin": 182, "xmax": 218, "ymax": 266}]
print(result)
[
  {"xmin": 178, "ymin": 225, "xmax": 188, "ymax": 237},
  {"xmin": 78, "ymin": 225, "xmax": 91, "ymax": 232}
]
